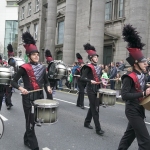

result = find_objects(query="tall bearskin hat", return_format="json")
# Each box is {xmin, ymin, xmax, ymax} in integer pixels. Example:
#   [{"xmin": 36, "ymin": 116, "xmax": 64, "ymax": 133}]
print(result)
[
  {"xmin": 0, "ymin": 55, "xmax": 2, "ymax": 64},
  {"xmin": 122, "ymin": 24, "xmax": 147, "ymax": 66},
  {"xmin": 22, "ymin": 32, "xmax": 39, "ymax": 55},
  {"xmin": 83, "ymin": 43, "xmax": 98, "ymax": 60},
  {"xmin": 76, "ymin": 53, "xmax": 84, "ymax": 63},
  {"xmin": 45, "ymin": 49, "xmax": 53, "ymax": 63},
  {"xmin": 7, "ymin": 44, "xmax": 14, "ymax": 57}
]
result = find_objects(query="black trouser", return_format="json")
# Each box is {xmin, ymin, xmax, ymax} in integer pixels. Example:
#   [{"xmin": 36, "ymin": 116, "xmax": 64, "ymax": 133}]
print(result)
[
  {"xmin": 84, "ymin": 91, "xmax": 101, "ymax": 131},
  {"xmin": 118, "ymin": 106, "xmax": 150, "ymax": 150},
  {"xmin": 110, "ymin": 80, "xmax": 115, "ymax": 90},
  {"xmin": 0, "ymin": 92, "xmax": 5, "ymax": 111},
  {"xmin": 0, "ymin": 85, "xmax": 6, "ymax": 110},
  {"xmin": 5, "ymin": 85, "xmax": 12, "ymax": 106},
  {"xmin": 76, "ymin": 81, "xmax": 86, "ymax": 106},
  {"xmin": 22, "ymin": 91, "xmax": 43, "ymax": 150}
]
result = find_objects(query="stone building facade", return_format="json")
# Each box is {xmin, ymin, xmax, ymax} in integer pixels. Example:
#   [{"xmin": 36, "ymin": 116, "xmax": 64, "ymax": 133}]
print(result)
[{"xmin": 17, "ymin": 0, "xmax": 150, "ymax": 65}]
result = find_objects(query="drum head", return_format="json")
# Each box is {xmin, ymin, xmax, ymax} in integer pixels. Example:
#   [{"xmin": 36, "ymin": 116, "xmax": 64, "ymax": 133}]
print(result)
[
  {"xmin": 34, "ymin": 99, "xmax": 59, "ymax": 108},
  {"xmin": 99, "ymin": 88, "xmax": 116, "ymax": 95},
  {"xmin": 0, "ymin": 117, "xmax": 4, "ymax": 139}
]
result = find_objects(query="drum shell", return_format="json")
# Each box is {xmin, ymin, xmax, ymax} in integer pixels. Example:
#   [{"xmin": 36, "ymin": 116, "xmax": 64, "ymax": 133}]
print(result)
[
  {"xmin": 34, "ymin": 99, "xmax": 59, "ymax": 124},
  {"xmin": 0, "ymin": 116, "xmax": 4, "ymax": 139},
  {"xmin": 140, "ymin": 96, "xmax": 150, "ymax": 111},
  {"xmin": 99, "ymin": 89, "xmax": 116, "ymax": 106},
  {"xmin": 0, "ymin": 67, "xmax": 12, "ymax": 85},
  {"xmin": 48, "ymin": 60, "xmax": 67, "ymax": 79}
]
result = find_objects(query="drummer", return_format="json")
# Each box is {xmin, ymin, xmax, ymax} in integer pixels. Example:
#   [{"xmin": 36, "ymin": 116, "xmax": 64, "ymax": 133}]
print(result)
[
  {"xmin": 5, "ymin": 44, "xmax": 14, "ymax": 110},
  {"xmin": 80, "ymin": 43, "xmax": 104, "ymax": 136},
  {"xmin": 11, "ymin": 32, "xmax": 52, "ymax": 150},
  {"xmin": 117, "ymin": 25, "xmax": 150, "ymax": 150},
  {"xmin": 44, "ymin": 49, "xmax": 58, "ymax": 100},
  {"xmin": 0, "ymin": 55, "xmax": 6, "ymax": 111}
]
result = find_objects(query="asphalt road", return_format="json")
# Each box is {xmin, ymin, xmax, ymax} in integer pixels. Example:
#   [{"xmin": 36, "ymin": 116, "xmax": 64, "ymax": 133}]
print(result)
[{"xmin": 0, "ymin": 90, "xmax": 150, "ymax": 150}]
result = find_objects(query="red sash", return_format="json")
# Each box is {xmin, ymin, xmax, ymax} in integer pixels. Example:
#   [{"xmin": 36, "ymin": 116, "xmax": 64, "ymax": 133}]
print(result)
[
  {"xmin": 21, "ymin": 63, "xmax": 40, "ymax": 90},
  {"xmin": 88, "ymin": 64, "xmax": 100, "ymax": 82},
  {"xmin": 128, "ymin": 72, "xmax": 143, "ymax": 101}
]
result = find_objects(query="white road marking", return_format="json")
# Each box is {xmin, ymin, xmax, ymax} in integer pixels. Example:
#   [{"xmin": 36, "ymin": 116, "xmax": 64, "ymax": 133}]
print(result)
[
  {"xmin": 54, "ymin": 98, "xmax": 90, "ymax": 109},
  {"xmin": 42, "ymin": 147, "xmax": 51, "ymax": 150},
  {"xmin": 145, "ymin": 121, "xmax": 150, "ymax": 125},
  {"xmin": 0, "ymin": 114, "xmax": 8, "ymax": 121}
]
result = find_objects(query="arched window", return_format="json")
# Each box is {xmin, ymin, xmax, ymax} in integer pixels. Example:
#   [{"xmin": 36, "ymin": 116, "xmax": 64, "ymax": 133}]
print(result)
[{"xmin": 56, "ymin": 51, "xmax": 63, "ymax": 60}]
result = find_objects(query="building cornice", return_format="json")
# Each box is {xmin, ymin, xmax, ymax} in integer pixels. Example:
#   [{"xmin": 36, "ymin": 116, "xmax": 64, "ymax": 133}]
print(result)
[
  {"xmin": 57, "ymin": 0, "xmax": 66, "ymax": 5},
  {"xmin": 17, "ymin": 0, "xmax": 27, "ymax": 5}
]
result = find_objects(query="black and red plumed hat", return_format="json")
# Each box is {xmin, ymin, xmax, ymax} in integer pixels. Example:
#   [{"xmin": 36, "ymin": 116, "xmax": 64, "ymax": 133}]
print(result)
[
  {"xmin": 122, "ymin": 24, "xmax": 147, "ymax": 66},
  {"xmin": 7, "ymin": 44, "xmax": 14, "ymax": 57},
  {"xmin": 22, "ymin": 32, "xmax": 39, "ymax": 55},
  {"xmin": 76, "ymin": 53, "xmax": 84, "ymax": 63},
  {"xmin": 83, "ymin": 43, "xmax": 98, "ymax": 60},
  {"xmin": 45, "ymin": 49, "xmax": 53, "ymax": 63}
]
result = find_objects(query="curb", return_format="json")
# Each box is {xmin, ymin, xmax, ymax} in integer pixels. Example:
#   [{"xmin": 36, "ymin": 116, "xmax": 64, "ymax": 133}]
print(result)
[{"xmin": 56, "ymin": 88, "xmax": 124, "ymax": 103}]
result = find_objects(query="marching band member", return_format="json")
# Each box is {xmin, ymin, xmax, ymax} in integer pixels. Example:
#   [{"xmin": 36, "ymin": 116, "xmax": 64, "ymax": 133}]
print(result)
[
  {"xmin": 44, "ymin": 49, "xmax": 58, "ymax": 100},
  {"xmin": 75, "ymin": 53, "xmax": 86, "ymax": 109},
  {"xmin": 5, "ymin": 44, "xmax": 14, "ymax": 110},
  {"xmin": 118, "ymin": 24, "xmax": 150, "ymax": 150},
  {"xmin": 80, "ymin": 43, "xmax": 104, "ymax": 136},
  {"xmin": 0, "ymin": 55, "xmax": 5, "ymax": 111},
  {"xmin": 11, "ymin": 32, "xmax": 52, "ymax": 150}
]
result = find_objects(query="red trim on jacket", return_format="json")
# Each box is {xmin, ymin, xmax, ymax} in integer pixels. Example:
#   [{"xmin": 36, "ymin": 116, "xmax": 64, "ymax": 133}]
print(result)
[
  {"xmin": 21, "ymin": 63, "xmax": 40, "ymax": 90},
  {"xmin": 128, "ymin": 72, "xmax": 142, "ymax": 101},
  {"xmin": 88, "ymin": 64, "xmax": 100, "ymax": 82}
]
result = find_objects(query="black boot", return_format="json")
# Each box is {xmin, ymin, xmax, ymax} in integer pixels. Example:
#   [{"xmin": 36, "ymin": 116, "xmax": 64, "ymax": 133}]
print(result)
[{"xmin": 96, "ymin": 130, "xmax": 105, "ymax": 136}]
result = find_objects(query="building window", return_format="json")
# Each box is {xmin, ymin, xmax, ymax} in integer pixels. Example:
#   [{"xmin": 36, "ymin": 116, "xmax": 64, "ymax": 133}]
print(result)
[
  {"xmin": 105, "ymin": 1, "xmax": 112, "ymax": 21},
  {"xmin": 28, "ymin": 3, "xmax": 31, "ymax": 16},
  {"xmin": 27, "ymin": 26, "xmax": 30, "ymax": 33},
  {"xmin": 35, "ymin": 0, "xmax": 39, "ymax": 12},
  {"xmin": 57, "ymin": 21, "xmax": 64, "ymax": 44},
  {"xmin": 56, "ymin": 51, "xmax": 63, "ymax": 60},
  {"xmin": 21, "ymin": 7, "xmax": 25, "ymax": 19},
  {"xmin": 118, "ymin": 0, "xmax": 124, "ymax": 18},
  {"xmin": 34, "ymin": 24, "xmax": 38, "ymax": 40},
  {"xmin": 7, "ymin": 1, "xmax": 17, "ymax": 6},
  {"xmin": 4, "ymin": 21, "xmax": 18, "ymax": 56}
]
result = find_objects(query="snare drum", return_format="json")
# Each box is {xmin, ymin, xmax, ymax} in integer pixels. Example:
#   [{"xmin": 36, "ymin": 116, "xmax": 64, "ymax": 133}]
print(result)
[
  {"xmin": 0, "ymin": 67, "xmax": 12, "ymax": 85},
  {"xmin": 140, "ymin": 96, "xmax": 150, "ymax": 111},
  {"xmin": 0, "ymin": 116, "xmax": 4, "ymax": 139},
  {"xmin": 99, "ymin": 88, "xmax": 116, "ymax": 106},
  {"xmin": 34, "ymin": 99, "xmax": 59, "ymax": 124}
]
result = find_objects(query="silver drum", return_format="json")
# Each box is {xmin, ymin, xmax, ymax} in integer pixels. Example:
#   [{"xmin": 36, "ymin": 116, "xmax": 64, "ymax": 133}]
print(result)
[
  {"xmin": 0, "ymin": 116, "xmax": 4, "ymax": 139},
  {"xmin": 8, "ymin": 57, "xmax": 25, "ymax": 72},
  {"xmin": 34, "ymin": 99, "xmax": 59, "ymax": 124},
  {"xmin": 48, "ymin": 60, "xmax": 67, "ymax": 79},
  {"xmin": 99, "ymin": 88, "xmax": 116, "ymax": 106},
  {"xmin": 0, "ymin": 67, "xmax": 12, "ymax": 85}
]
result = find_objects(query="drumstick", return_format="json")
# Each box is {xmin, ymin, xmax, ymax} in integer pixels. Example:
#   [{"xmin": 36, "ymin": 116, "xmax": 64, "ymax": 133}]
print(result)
[
  {"xmin": 20, "ymin": 88, "xmax": 43, "ymax": 94},
  {"xmin": 74, "ymin": 75, "xmax": 80, "ymax": 77}
]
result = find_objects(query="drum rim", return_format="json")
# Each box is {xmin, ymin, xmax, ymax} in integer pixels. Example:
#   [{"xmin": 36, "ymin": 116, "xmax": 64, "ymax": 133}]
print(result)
[{"xmin": 0, "ymin": 116, "xmax": 4, "ymax": 139}]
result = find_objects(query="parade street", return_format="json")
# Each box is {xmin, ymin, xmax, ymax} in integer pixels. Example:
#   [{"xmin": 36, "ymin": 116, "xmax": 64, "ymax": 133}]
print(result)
[{"xmin": 0, "ymin": 90, "xmax": 150, "ymax": 150}]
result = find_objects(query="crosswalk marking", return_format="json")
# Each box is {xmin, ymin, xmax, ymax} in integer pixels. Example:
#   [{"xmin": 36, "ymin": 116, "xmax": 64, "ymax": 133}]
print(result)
[
  {"xmin": 43, "ymin": 147, "xmax": 51, "ymax": 150},
  {"xmin": 0, "ymin": 114, "xmax": 8, "ymax": 121}
]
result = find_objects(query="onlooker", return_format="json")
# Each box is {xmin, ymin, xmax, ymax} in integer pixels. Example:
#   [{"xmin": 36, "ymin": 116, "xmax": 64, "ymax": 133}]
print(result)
[
  {"xmin": 101, "ymin": 69, "xmax": 109, "ymax": 88},
  {"xmin": 118, "ymin": 60, "xmax": 125, "ymax": 71},
  {"xmin": 65, "ymin": 70, "xmax": 72, "ymax": 89},
  {"xmin": 114, "ymin": 73, "xmax": 122, "ymax": 98},
  {"xmin": 109, "ymin": 62, "xmax": 117, "ymax": 90}
]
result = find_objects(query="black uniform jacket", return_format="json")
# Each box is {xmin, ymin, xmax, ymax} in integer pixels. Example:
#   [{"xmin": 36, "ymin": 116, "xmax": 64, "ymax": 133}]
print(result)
[
  {"xmin": 121, "ymin": 70, "xmax": 147, "ymax": 118},
  {"xmin": 80, "ymin": 65, "xmax": 100, "ymax": 93}
]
